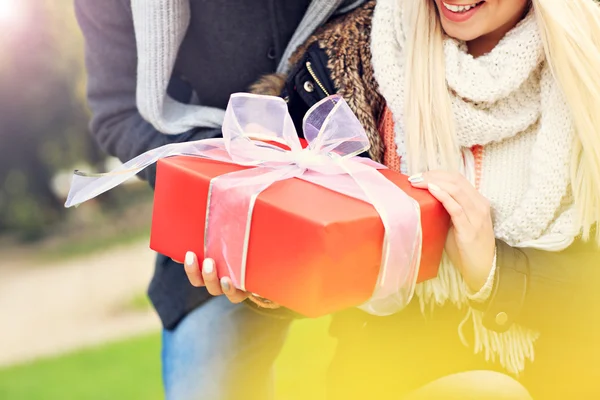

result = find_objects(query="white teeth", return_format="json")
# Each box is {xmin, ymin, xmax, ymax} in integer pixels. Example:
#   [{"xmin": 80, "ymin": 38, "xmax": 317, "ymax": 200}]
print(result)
[{"xmin": 442, "ymin": 2, "xmax": 480, "ymax": 13}]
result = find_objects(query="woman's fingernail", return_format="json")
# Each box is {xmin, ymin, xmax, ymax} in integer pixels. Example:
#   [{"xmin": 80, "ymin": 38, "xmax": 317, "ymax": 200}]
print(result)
[
  {"xmin": 185, "ymin": 251, "xmax": 195, "ymax": 266},
  {"xmin": 220, "ymin": 277, "xmax": 231, "ymax": 292},
  {"xmin": 408, "ymin": 173, "xmax": 424, "ymax": 183},
  {"xmin": 428, "ymin": 183, "xmax": 441, "ymax": 192},
  {"xmin": 202, "ymin": 259, "xmax": 214, "ymax": 274}
]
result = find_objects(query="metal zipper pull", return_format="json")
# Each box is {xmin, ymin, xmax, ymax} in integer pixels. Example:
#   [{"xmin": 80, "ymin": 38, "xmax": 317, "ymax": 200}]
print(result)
[{"xmin": 305, "ymin": 61, "xmax": 331, "ymax": 97}]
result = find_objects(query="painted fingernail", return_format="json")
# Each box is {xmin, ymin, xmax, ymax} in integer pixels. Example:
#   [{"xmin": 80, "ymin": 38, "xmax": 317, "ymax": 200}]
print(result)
[
  {"xmin": 428, "ymin": 183, "xmax": 441, "ymax": 192},
  {"xmin": 220, "ymin": 277, "xmax": 231, "ymax": 292},
  {"xmin": 408, "ymin": 173, "xmax": 424, "ymax": 183},
  {"xmin": 202, "ymin": 258, "xmax": 214, "ymax": 274},
  {"xmin": 185, "ymin": 251, "xmax": 195, "ymax": 266}
]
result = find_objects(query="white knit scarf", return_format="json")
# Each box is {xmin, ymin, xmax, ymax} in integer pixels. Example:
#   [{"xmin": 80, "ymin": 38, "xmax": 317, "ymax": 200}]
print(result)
[{"xmin": 371, "ymin": 0, "xmax": 579, "ymax": 374}]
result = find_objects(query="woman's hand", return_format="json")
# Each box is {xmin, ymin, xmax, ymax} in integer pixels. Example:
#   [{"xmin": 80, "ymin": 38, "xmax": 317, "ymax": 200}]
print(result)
[
  {"xmin": 409, "ymin": 171, "xmax": 496, "ymax": 293},
  {"xmin": 173, "ymin": 252, "xmax": 250, "ymax": 304}
]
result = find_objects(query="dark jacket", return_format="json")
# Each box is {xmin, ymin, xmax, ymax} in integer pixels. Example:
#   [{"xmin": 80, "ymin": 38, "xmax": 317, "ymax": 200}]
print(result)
[
  {"xmin": 75, "ymin": 0, "xmax": 367, "ymax": 330},
  {"xmin": 260, "ymin": 3, "xmax": 600, "ymax": 398}
]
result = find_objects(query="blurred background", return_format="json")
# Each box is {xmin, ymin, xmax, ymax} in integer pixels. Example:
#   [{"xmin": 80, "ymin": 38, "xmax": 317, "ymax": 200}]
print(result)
[{"xmin": 0, "ymin": 0, "xmax": 334, "ymax": 398}]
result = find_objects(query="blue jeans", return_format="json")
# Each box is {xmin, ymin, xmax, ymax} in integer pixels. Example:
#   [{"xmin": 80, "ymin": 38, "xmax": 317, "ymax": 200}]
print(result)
[{"xmin": 162, "ymin": 296, "xmax": 291, "ymax": 400}]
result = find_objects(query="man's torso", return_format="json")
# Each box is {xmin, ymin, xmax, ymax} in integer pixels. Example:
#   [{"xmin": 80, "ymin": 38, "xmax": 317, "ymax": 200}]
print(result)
[{"xmin": 173, "ymin": 0, "xmax": 311, "ymax": 109}]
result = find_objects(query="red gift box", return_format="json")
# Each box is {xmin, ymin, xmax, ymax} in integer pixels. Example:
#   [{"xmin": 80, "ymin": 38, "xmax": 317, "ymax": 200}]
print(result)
[
  {"xmin": 150, "ymin": 155, "xmax": 450, "ymax": 318},
  {"xmin": 63, "ymin": 93, "xmax": 450, "ymax": 317}
]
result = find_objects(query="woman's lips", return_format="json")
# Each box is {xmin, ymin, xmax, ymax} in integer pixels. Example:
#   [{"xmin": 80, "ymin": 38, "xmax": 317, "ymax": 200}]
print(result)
[{"xmin": 439, "ymin": 1, "xmax": 484, "ymax": 23}]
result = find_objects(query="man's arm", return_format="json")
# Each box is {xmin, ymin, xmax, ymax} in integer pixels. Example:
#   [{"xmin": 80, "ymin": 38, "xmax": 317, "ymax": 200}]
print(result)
[{"xmin": 75, "ymin": 0, "xmax": 221, "ymax": 187}]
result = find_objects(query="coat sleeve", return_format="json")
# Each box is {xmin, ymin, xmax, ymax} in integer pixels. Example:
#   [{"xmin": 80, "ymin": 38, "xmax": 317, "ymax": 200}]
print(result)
[
  {"xmin": 470, "ymin": 237, "xmax": 600, "ymax": 334},
  {"xmin": 74, "ymin": 0, "xmax": 222, "ymax": 188}
]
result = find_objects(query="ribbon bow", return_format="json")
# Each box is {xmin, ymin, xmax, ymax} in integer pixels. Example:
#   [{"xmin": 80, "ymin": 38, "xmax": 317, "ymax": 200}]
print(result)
[{"xmin": 66, "ymin": 94, "xmax": 422, "ymax": 316}]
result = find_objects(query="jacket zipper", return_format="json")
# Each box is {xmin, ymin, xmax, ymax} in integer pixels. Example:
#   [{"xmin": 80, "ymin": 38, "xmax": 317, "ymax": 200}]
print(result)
[{"xmin": 305, "ymin": 61, "xmax": 331, "ymax": 97}]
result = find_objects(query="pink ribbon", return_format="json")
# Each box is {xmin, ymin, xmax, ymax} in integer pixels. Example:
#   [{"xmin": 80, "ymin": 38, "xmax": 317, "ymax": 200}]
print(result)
[{"xmin": 65, "ymin": 93, "xmax": 422, "ymax": 316}]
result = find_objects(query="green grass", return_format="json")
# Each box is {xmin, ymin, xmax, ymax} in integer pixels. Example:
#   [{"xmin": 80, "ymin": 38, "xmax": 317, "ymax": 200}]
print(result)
[
  {"xmin": 0, "ymin": 317, "xmax": 336, "ymax": 400},
  {"xmin": 0, "ymin": 334, "xmax": 163, "ymax": 400}
]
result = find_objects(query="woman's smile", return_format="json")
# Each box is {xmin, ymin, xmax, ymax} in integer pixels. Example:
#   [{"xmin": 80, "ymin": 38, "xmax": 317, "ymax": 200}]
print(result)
[{"xmin": 439, "ymin": 1, "xmax": 485, "ymax": 23}]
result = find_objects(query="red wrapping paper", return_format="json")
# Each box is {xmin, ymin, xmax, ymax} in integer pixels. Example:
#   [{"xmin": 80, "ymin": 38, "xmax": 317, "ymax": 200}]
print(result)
[{"xmin": 149, "ymin": 155, "xmax": 450, "ymax": 318}]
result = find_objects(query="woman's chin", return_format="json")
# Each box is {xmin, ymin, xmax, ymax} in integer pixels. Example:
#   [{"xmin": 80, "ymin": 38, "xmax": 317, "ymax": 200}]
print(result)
[{"xmin": 441, "ymin": 25, "xmax": 482, "ymax": 42}]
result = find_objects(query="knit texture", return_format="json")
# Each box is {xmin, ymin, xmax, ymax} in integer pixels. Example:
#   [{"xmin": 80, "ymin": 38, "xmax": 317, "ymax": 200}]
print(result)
[
  {"xmin": 129, "ymin": 0, "xmax": 365, "ymax": 135},
  {"xmin": 130, "ymin": 0, "xmax": 225, "ymax": 134},
  {"xmin": 371, "ymin": 0, "xmax": 579, "ymax": 374},
  {"xmin": 378, "ymin": 107, "xmax": 402, "ymax": 172}
]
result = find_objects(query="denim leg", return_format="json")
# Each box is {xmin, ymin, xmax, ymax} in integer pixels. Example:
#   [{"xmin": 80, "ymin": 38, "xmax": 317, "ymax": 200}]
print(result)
[{"xmin": 162, "ymin": 296, "xmax": 291, "ymax": 400}]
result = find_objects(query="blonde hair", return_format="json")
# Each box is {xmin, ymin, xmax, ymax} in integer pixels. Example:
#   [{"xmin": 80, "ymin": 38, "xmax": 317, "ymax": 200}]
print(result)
[{"xmin": 403, "ymin": 0, "xmax": 600, "ymax": 242}]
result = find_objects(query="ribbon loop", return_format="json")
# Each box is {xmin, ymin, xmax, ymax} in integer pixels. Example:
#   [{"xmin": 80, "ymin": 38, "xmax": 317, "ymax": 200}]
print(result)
[
  {"xmin": 303, "ymin": 96, "xmax": 370, "ymax": 158},
  {"xmin": 223, "ymin": 93, "xmax": 301, "ymax": 163}
]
